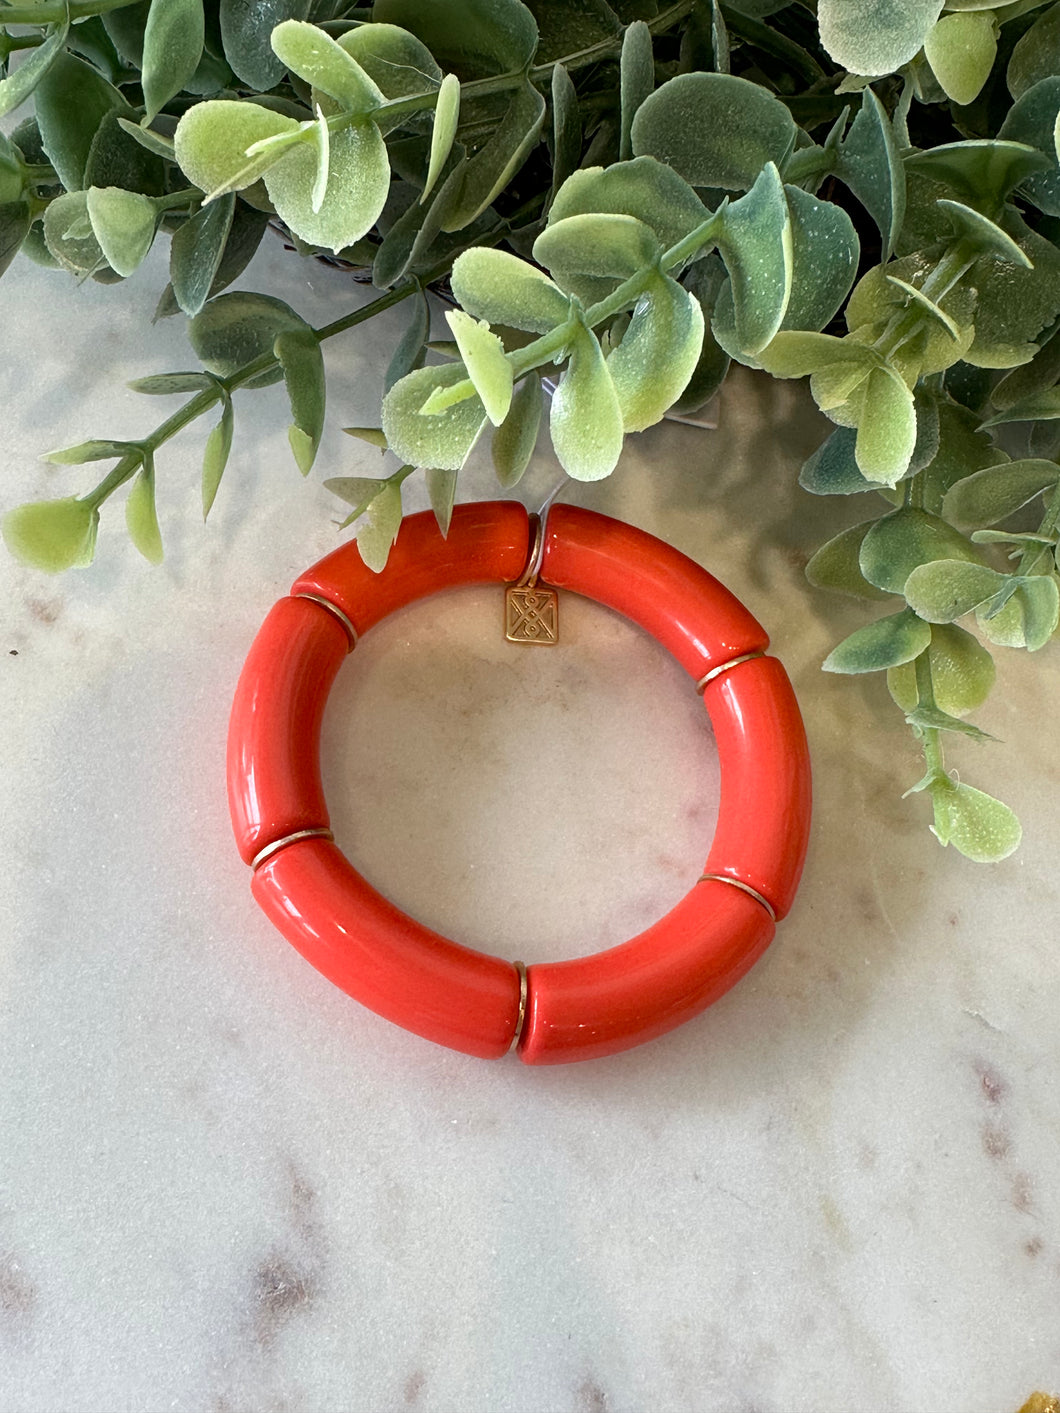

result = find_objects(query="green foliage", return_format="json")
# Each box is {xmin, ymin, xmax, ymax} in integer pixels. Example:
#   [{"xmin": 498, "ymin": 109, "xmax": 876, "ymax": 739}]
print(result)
[{"xmin": 7, "ymin": 0, "xmax": 1060, "ymax": 861}]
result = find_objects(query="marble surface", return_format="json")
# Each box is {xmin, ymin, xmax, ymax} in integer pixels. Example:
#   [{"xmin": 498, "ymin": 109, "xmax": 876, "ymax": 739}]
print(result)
[{"xmin": 2, "ymin": 233, "xmax": 1059, "ymax": 1413}]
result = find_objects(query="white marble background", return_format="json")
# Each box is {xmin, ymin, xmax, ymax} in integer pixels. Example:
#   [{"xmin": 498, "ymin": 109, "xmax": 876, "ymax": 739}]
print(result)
[{"xmin": 1, "ymin": 233, "xmax": 1058, "ymax": 1413}]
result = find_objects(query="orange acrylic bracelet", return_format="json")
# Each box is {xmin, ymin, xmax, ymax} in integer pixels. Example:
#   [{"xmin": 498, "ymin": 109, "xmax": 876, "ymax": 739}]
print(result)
[{"xmin": 227, "ymin": 502, "xmax": 811, "ymax": 1065}]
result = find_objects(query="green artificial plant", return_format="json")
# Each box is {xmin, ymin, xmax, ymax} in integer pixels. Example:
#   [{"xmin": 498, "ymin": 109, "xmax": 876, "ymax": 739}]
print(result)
[{"xmin": 4, "ymin": 0, "xmax": 1060, "ymax": 862}]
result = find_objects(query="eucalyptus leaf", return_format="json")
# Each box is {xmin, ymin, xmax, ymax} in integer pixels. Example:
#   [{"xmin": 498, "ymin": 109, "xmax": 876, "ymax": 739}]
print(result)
[
  {"xmin": 887, "ymin": 622, "xmax": 995, "ymax": 717},
  {"xmin": 424, "ymin": 74, "xmax": 460, "ymax": 203},
  {"xmin": 800, "ymin": 427, "xmax": 877, "ymax": 496},
  {"xmin": 0, "ymin": 15, "xmax": 69, "ymax": 121},
  {"xmin": 930, "ymin": 781, "xmax": 1021, "ymax": 862},
  {"xmin": 435, "ymin": 82, "xmax": 545, "ymax": 231},
  {"xmin": 174, "ymin": 102, "xmax": 302, "ymax": 198},
  {"xmin": 125, "ymin": 462, "xmax": 164, "ymax": 563},
  {"xmin": 270, "ymin": 21, "xmax": 384, "ymax": 114},
  {"xmin": 620, "ymin": 21, "xmax": 655, "ymax": 164},
  {"xmin": 373, "ymin": 0, "xmax": 539, "ymax": 78},
  {"xmin": 264, "ymin": 117, "xmax": 390, "ymax": 252},
  {"xmin": 533, "ymin": 212, "xmax": 660, "ymax": 299},
  {"xmin": 1, "ymin": 496, "xmax": 100, "ymax": 573},
  {"xmin": 142, "ymin": 0, "xmax": 204, "ymax": 123},
  {"xmin": 199, "ymin": 391, "xmax": 234, "ymax": 522},
  {"xmin": 780, "ymin": 185, "xmax": 859, "ymax": 334},
  {"xmin": 341, "ymin": 427, "xmax": 388, "ymax": 449},
  {"xmin": 274, "ymin": 328, "xmax": 326, "ymax": 474},
  {"xmin": 713, "ymin": 163, "xmax": 791, "ymax": 356},
  {"xmin": 818, "ymin": 0, "xmax": 944, "ymax": 76},
  {"xmin": 606, "ymin": 271, "xmax": 704, "ymax": 431},
  {"xmin": 833, "ymin": 88, "xmax": 905, "ymax": 259},
  {"xmin": 550, "ymin": 324, "xmax": 624, "ymax": 481},
  {"xmin": 425, "ymin": 465, "xmax": 458, "ymax": 536},
  {"xmin": 169, "ymin": 193, "xmax": 235, "ymax": 317},
  {"xmin": 385, "ymin": 289, "xmax": 430, "ymax": 394},
  {"xmin": 445, "ymin": 310, "xmax": 513, "ymax": 425},
  {"xmin": 451, "ymin": 247, "xmax": 570, "ymax": 333},
  {"xmin": 0, "ymin": 202, "xmax": 30, "ymax": 277},
  {"xmin": 116, "ymin": 117, "xmax": 176, "ymax": 162},
  {"xmin": 128, "ymin": 372, "xmax": 214, "ymax": 395},
  {"xmin": 220, "ymin": 0, "xmax": 311, "ymax": 89},
  {"xmin": 903, "ymin": 558, "xmax": 1005, "ymax": 621},
  {"xmin": 525, "ymin": 0, "xmax": 619, "ymax": 64},
  {"xmin": 1008, "ymin": 2, "xmax": 1060, "ymax": 100},
  {"xmin": 978, "ymin": 574, "xmax": 1060, "ymax": 649},
  {"xmin": 822, "ymin": 608, "xmax": 932, "ymax": 674},
  {"xmin": 550, "ymin": 64, "xmax": 581, "ymax": 202},
  {"xmin": 382, "ymin": 361, "xmax": 487, "ymax": 469},
  {"xmin": 631, "ymin": 72, "xmax": 796, "ymax": 191},
  {"xmin": 937, "ymin": 199, "xmax": 1033, "ymax": 267},
  {"xmin": 924, "ymin": 11, "xmax": 997, "ymax": 106},
  {"xmin": 43, "ymin": 439, "xmax": 138, "ymax": 465},
  {"xmin": 188, "ymin": 290, "xmax": 308, "ymax": 388},
  {"xmin": 904, "ymin": 141, "xmax": 1048, "ymax": 219},
  {"xmin": 860, "ymin": 507, "xmax": 983, "ymax": 593},
  {"xmin": 336, "ymin": 23, "xmax": 442, "ymax": 107},
  {"xmin": 855, "ymin": 365, "xmax": 917, "ymax": 486},
  {"xmin": 492, "ymin": 373, "xmax": 542, "ymax": 488},
  {"xmin": 943, "ymin": 459, "xmax": 1060, "ymax": 526},
  {"xmin": 964, "ymin": 217, "xmax": 1060, "ymax": 368},
  {"xmin": 34, "ymin": 54, "xmax": 126, "ymax": 192},
  {"xmin": 42, "ymin": 190, "xmax": 105, "ymax": 275},
  {"xmin": 85, "ymin": 110, "xmax": 165, "ymax": 197},
  {"xmin": 806, "ymin": 520, "xmax": 892, "ymax": 599},
  {"xmin": 982, "ymin": 386, "xmax": 1060, "ymax": 425},
  {"xmin": 86, "ymin": 186, "xmax": 156, "ymax": 277},
  {"xmin": 355, "ymin": 479, "xmax": 403, "ymax": 572},
  {"xmin": 327, "ymin": 475, "xmax": 387, "ymax": 517},
  {"xmin": 756, "ymin": 331, "xmax": 873, "ymax": 380},
  {"xmin": 549, "ymin": 157, "xmax": 709, "ymax": 254},
  {"xmin": 998, "ymin": 76, "xmax": 1060, "ymax": 216}
]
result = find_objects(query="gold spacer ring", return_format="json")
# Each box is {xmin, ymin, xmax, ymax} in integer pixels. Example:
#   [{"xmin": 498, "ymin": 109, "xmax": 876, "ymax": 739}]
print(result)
[{"xmin": 697, "ymin": 873, "xmax": 777, "ymax": 922}]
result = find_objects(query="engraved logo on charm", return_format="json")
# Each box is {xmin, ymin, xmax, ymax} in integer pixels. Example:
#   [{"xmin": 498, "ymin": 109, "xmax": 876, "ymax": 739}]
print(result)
[{"xmin": 505, "ymin": 584, "xmax": 558, "ymax": 643}]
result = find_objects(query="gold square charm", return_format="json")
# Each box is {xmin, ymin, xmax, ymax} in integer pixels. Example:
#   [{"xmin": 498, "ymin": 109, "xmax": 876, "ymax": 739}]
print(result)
[{"xmin": 505, "ymin": 585, "xmax": 558, "ymax": 644}]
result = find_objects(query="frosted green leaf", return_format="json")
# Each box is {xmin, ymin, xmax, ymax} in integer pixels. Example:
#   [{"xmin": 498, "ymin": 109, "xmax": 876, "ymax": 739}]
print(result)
[
  {"xmin": 35, "ymin": 53, "xmax": 126, "ymax": 191},
  {"xmin": 0, "ymin": 14, "xmax": 69, "ymax": 119},
  {"xmin": 903, "ymin": 559, "xmax": 1005, "ymax": 621},
  {"xmin": 311, "ymin": 105, "xmax": 329, "ymax": 214},
  {"xmin": 372, "ymin": 0, "xmax": 538, "ymax": 78},
  {"xmin": 549, "ymin": 157, "xmax": 709, "ymax": 254},
  {"xmin": 2, "ymin": 496, "xmax": 100, "ymax": 573},
  {"xmin": 855, "ymin": 365, "xmax": 916, "ymax": 485},
  {"xmin": 860, "ymin": 507, "xmax": 982, "ymax": 593},
  {"xmin": 818, "ymin": 0, "xmax": 944, "ymax": 76},
  {"xmin": 799, "ymin": 427, "xmax": 876, "ymax": 496},
  {"xmin": 142, "ymin": 0, "xmax": 204, "ymax": 123},
  {"xmin": 169, "ymin": 193, "xmax": 235, "ymax": 318},
  {"xmin": 607, "ymin": 272, "xmax": 704, "ymax": 431},
  {"xmin": 620, "ymin": 21, "xmax": 654, "ymax": 163},
  {"xmin": 806, "ymin": 520, "xmax": 891, "ymax": 600},
  {"xmin": 885, "ymin": 276, "xmax": 960, "ymax": 339},
  {"xmin": 43, "ymin": 190, "xmax": 104, "ymax": 275},
  {"xmin": 924, "ymin": 11, "xmax": 996, "ymax": 106},
  {"xmin": 202, "ymin": 397, "xmax": 234, "ymax": 519},
  {"xmin": 822, "ymin": 608, "xmax": 932, "ymax": 674},
  {"xmin": 382, "ymin": 362, "xmax": 487, "ymax": 470},
  {"xmin": 711, "ymin": 164, "xmax": 791, "ymax": 356},
  {"xmin": 423, "ymin": 74, "xmax": 460, "ymax": 203},
  {"xmin": 426, "ymin": 466, "xmax": 458, "ymax": 536},
  {"xmin": 757, "ymin": 331, "xmax": 873, "ymax": 380},
  {"xmin": 551, "ymin": 64, "xmax": 581, "ymax": 201},
  {"xmin": 631, "ymin": 72, "xmax": 795, "ymax": 191},
  {"xmin": 435, "ymin": 82, "xmax": 545, "ymax": 231},
  {"xmin": 943, "ymin": 459, "xmax": 1060, "ymax": 527},
  {"xmin": 220, "ymin": 0, "xmax": 311, "ymax": 89},
  {"xmin": 270, "ymin": 21, "xmax": 383, "ymax": 113},
  {"xmin": 125, "ymin": 463, "xmax": 163, "ymax": 564},
  {"xmin": 444, "ymin": 310, "xmax": 512, "ymax": 426},
  {"xmin": 327, "ymin": 476, "xmax": 387, "ymax": 521},
  {"xmin": 274, "ymin": 328, "xmax": 325, "ymax": 475},
  {"xmin": 833, "ymin": 89, "xmax": 905, "ymax": 259},
  {"xmin": 930, "ymin": 782, "xmax": 1021, "ymax": 863},
  {"xmin": 780, "ymin": 186, "xmax": 859, "ymax": 334},
  {"xmin": 492, "ymin": 374, "xmax": 542, "ymax": 488},
  {"xmin": 356, "ymin": 480, "xmax": 403, "ymax": 573},
  {"xmin": 1010, "ymin": 3, "xmax": 1060, "ymax": 100},
  {"xmin": 337, "ymin": 23, "xmax": 441, "ymax": 104},
  {"xmin": 43, "ymin": 439, "xmax": 136, "ymax": 465},
  {"xmin": 341, "ymin": 427, "xmax": 388, "ymax": 449},
  {"xmin": 983, "ymin": 387, "xmax": 1060, "ymax": 426},
  {"xmin": 550, "ymin": 325, "xmax": 624, "ymax": 481},
  {"xmin": 938, "ymin": 199, "xmax": 1032, "ymax": 267},
  {"xmin": 904, "ymin": 141, "xmax": 1048, "ymax": 218},
  {"xmin": 451, "ymin": 248, "xmax": 570, "ymax": 334},
  {"xmin": 264, "ymin": 118, "xmax": 390, "ymax": 253},
  {"xmin": 86, "ymin": 186, "xmax": 156, "ymax": 277},
  {"xmin": 533, "ymin": 212, "xmax": 660, "ymax": 295},
  {"xmin": 978, "ymin": 576, "xmax": 1060, "ymax": 649},
  {"xmin": 887, "ymin": 623, "xmax": 995, "ymax": 717},
  {"xmin": 385, "ymin": 290, "xmax": 430, "ymax": 395},
  {"xmin": 116, "ymin": 117, "xmax": 176, "ymax": 161},
  {"xmin": 174, "ymin": 102, "xmax": 301, "ymax": 198},
  {"xmin": 188, "ymin": 290, "xmax": 307, "ymax": 388},
  {"xmin": 999, "ymin": 77, "xmax": 1060, "ymax": 216}
]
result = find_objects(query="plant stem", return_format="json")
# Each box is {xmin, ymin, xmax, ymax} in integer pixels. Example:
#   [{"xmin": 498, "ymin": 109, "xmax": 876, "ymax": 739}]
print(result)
[
  {"xmin": 914, "ymin": 650, "xmax": 948, "ymax": 786},
  {"xmin": 1, "ymin": 0, "xmax": 140, "ymax": 23}
]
